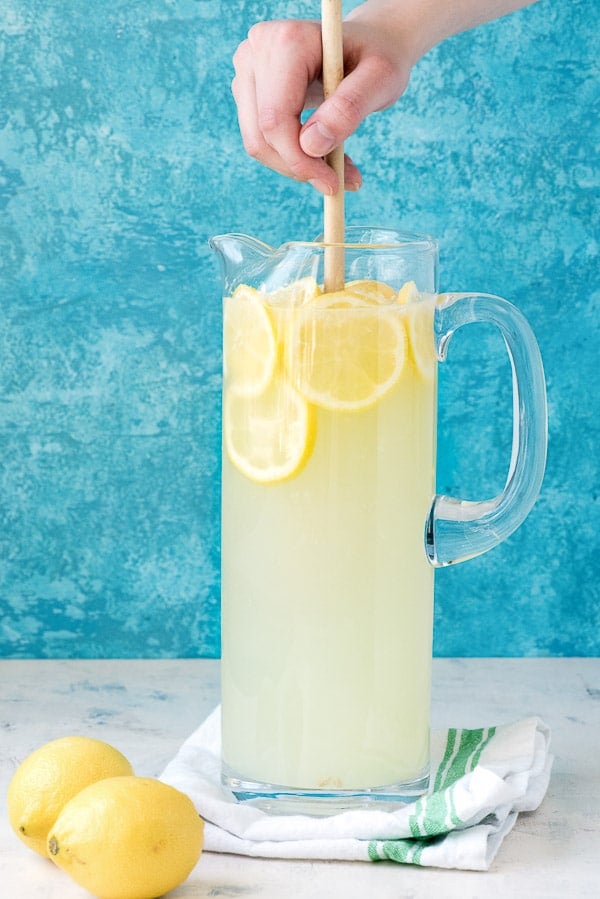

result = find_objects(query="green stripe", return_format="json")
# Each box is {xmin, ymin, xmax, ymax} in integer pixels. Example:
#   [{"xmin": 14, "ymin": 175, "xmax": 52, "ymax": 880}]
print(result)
[
  {"xmin": 369, "ymin": 727, "xmax": 501, "ymax": 865},
  {"xmin": 371, "ymin": 838, "xmax": 422, "ymax": 865},
  {"xmin": 367, "ymin": 840, "xmax": 381, "ymax": 861},
  {"xmin": 434, "ymin": 727, "xmax": 458, "ymax": 792},
  {"xmin": 471, "ymin": 726, "xmax": 496, "ymax": 769},
  {"xmin": 409, "ymin": 727, "xmax": 498, "ymax": 836},
  {"xmin": 443, "ymin": 728, "xmax": 486, "ymax": 789},
  {"xmin": 409, "ymin": 797, "xmax": 425, "ymax": 837},
  {"xmin": 410, "ymin": 788, "xmax": 452, "ymax": 837},
  {"xmin": 369, "ymin": 837, "xmax": 443, "ymax": 866},
  {"xmin": 448, "ymin": 782, "xmax": 461, "ymax": 828}
]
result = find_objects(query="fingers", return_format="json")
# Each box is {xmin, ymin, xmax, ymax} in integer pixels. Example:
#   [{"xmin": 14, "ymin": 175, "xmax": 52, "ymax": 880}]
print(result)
[
  {"xmin": 233, "ymin": 21, "xmax": 343, "ymax": 193},
  {"xmin": 300, "ymin": 72, "xmax": 373, "ymax": 158},
  {"xmin": 250, "ymin": 22, "xmax": 336, "ymax": 189},
  {"xmin": 300, "ymin": 40, "xmax": 410, "ymax": 158},
  {"xmin": 232, "ymin": 20, "xmax": 409, "ymax": 193},
  {"xmin": 343, "ymin": 154, "xmax": 363, "ymax": 191}
]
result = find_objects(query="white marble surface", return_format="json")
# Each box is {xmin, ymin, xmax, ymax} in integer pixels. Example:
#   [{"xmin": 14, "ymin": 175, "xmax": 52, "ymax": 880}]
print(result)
[{"xmin": 1, "ymin": 658, "xmax": 599, "ymax": 898}]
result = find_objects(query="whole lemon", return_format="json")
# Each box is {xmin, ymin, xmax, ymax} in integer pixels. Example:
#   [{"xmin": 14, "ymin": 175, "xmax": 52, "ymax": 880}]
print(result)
[
  {"xmin": 7, "ymin": 736, "xmax": 133, "ymax": 857},
  {"xmin": 47, "ymin": 776, "xmax": 204, "ymax": 899}
]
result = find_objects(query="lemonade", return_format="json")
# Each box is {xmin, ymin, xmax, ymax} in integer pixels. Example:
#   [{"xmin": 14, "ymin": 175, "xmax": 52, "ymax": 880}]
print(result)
[{"xmin": 220, "ymin": 279, "xmax": 437, "ymax": 794}]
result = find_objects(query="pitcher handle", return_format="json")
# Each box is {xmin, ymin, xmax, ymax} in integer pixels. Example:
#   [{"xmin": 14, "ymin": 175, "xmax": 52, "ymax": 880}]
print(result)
[{"xmin": 426, "ymin": 292, "xmax": 547, "ymax": 567}]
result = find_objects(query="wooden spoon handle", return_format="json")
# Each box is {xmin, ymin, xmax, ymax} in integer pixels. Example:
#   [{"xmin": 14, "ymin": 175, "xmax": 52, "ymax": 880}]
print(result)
[{"xmin": 321, "ymin": 0, "xmax": 345, "ymax": 291}]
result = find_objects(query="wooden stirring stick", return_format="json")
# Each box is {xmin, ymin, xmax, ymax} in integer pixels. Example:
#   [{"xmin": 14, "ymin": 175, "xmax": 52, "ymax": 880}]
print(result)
[{"xmin": 321, "ymin": 0, "xmax": 345, "ymax": 291}]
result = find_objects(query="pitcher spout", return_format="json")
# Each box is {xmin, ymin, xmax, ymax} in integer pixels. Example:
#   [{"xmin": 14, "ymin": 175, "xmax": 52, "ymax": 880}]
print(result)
[{"xmin": 209, "ymin": 233, "xmax": 275, "ymax": 292}]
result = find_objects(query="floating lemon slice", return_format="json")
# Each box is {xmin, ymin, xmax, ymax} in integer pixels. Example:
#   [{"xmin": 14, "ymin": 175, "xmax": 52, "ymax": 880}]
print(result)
[
  {"xmin": 267, "ymin": 277, "xmax": 321, "ymax": 349},
  {"xmin": 340, "ymin": 279, "xmax": 398, "ymax": 305},
  {"xmin": 224, "ymin": 376, "xmax": 315, "ymax": 484},
  {"xmin": 223, "ymin": 285, "xmax": 278, "ymax": 396},
  {"xmin": 287, "ymin": 294, "xmax": 407, "ymax": 411},
  {"xmin": 396, "ymin": 283, "xmax": 437, "ymax": 380},
  {"xmin": 318, "ymin": 279, "xmax": 398, "ymax": 308},
  {"xmin": 267, "ymin": 276, "xmax": 321, "ymax": 308},
  {"xmin": 406, "ymin": 295, "xmax": 436, "ymax": 380},
  {"xmin": 396, "ymin": 279, "xmax": 419, "ymax": 305}
]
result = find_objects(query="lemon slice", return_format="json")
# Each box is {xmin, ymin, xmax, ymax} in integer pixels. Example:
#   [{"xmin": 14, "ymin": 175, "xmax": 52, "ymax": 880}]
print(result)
[
  {"xmin": 267, "ymin": 277, "xmax": 321, "ymax": 350},
  {"xmin": 224, "ymin": 285, "xmax": 278, "ymax": 396},
  {"xmin": 224, "ymin": 376, "xmax": 315, "ymax": 484},
  {"xmin": 404, "ymin": 292, "xmax": 437, "ymax": 380},
  {"xmin": 287, "ymin": 295, "xmax": 407, "ymax": 411},
  {"xmin": 268, "ymin": 276, "xmax": 321, "ymax": 308},
  {"xmin": 396, "ymin": 280, "xmax": 419, "ymax": 305},
  {"xmin": 319, "ymin": 279, "xmax": 398, "ymax": 308}
]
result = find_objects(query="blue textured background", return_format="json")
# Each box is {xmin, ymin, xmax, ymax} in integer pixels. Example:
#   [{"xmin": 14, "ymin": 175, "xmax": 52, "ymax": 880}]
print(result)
[{"xmin": 0, "ymin": 0, "xmax": 598, "ymax": 658}]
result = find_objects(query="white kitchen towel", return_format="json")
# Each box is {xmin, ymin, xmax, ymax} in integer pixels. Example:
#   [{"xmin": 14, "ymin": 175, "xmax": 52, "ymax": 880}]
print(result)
[{"xmin": 160, "ymin": 708, "xmax": 552, "ymax": 871}]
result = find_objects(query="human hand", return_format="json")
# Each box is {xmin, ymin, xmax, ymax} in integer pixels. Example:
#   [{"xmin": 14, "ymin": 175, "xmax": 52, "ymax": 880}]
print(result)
[{"xmin": 232, "ymin": 16, "xmax": 414, "ymax": 195}]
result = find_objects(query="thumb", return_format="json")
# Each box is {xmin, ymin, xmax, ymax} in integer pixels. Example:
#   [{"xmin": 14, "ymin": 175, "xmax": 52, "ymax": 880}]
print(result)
[{"xmin": 300, "ymin": 57, "xmax": 406, "ymax": 157}]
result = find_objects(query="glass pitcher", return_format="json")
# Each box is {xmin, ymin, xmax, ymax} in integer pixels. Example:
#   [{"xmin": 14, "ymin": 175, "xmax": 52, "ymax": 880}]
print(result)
[{"xmin": 210, "ymin": 226, "xmax": 547, "ymax": 812}]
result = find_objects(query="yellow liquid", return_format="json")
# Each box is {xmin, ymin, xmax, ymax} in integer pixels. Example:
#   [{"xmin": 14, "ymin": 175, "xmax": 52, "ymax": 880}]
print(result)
[{"xmin": 221, "ymin": 289, "xmax": 437, "ymax": 790}]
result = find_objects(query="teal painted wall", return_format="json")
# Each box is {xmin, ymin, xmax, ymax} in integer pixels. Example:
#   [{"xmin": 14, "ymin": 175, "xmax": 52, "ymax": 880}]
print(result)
[{"xmin": 0, "ymin": 0, "xmax": 598, "ymax": 658}]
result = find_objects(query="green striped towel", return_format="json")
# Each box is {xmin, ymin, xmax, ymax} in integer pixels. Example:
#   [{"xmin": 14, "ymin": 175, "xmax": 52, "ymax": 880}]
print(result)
[{"xmin": 161, "ymin": 708, "xmax": 552, "ymax": 871}]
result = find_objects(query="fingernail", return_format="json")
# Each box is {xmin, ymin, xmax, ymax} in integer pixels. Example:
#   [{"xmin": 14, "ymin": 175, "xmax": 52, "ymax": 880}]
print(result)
[
  {"xmin": 301, "ymin": 121, "xmax": 336, "ymax": 157},
  {"xmin": 346, "ymin": 180, "xmax": 362, "ymax": 192},
  {"xmin": 309, "ymin": 178, "xmax": 335, "ymax": 196}
]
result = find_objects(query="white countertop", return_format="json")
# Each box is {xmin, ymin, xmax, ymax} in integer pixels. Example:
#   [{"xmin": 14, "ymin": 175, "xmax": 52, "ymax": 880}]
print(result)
[{"xmin": 1, "ymin": 658, "xmax": 598, "ymax": 898}]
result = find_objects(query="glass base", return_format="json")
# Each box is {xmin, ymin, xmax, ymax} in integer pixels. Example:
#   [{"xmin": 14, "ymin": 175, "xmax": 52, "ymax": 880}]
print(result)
[{"xmin": 222, "ymin": 764, "xmax": 430, "ymax": 816}]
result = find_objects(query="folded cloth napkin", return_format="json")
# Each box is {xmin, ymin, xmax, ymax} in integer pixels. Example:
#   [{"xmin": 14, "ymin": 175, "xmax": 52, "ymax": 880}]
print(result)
[{"xmin": 160, "ymin": 708, "xmax": 552, "ymax": 871}]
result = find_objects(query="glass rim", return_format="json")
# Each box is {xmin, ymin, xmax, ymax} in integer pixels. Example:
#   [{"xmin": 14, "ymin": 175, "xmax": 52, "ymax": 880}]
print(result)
[
  {"xmin": 209, "ymin": 227, "xmax": 439, "ymax": 255},
  {"xmin": 284, "ymin": 226, "xmax": 438, "ymax": 252}
]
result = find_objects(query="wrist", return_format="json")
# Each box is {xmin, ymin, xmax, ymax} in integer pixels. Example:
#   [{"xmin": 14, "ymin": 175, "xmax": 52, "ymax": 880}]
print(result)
[
  {"xmin": 345, "ymin": 0, "xmax": 446, "ymax": 66},
  {"xmin": 346, "ymin": 0, "xmax": 537, "ymax": 65}
]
